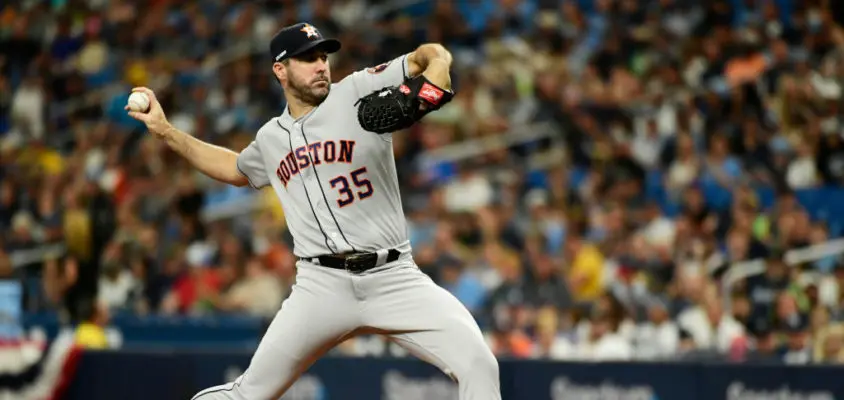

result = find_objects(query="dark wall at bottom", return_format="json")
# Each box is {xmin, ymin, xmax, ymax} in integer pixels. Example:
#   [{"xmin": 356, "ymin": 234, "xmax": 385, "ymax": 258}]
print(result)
[{"xmin": 65, "ymin": 350, "xmax": 844, "ymax": 400}]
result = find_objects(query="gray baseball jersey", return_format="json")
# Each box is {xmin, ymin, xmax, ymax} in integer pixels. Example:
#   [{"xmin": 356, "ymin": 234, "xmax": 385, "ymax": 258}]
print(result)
[
  {"xmin": 192, "ymin": 52, "xmax": 502, "ymax": 400},
  {"xmin": 236, "ymin": 55, "xmax": 411, "ymax": 258}
]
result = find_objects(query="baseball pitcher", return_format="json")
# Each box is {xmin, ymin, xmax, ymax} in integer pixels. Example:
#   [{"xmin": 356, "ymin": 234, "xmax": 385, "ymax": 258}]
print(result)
[{"xmin": 127, "ymin": 22, "xmax": 501, "ymax": 400}]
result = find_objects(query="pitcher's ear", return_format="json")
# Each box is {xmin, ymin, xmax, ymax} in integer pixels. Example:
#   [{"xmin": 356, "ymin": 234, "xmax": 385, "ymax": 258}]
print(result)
[{"xmin": 273, "ymin": 62, "xmax": 287, "ymax": 84}]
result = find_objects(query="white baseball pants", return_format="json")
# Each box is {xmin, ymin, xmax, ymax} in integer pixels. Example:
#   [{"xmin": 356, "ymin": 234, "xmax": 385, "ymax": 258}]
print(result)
[{"xmin": 191, "ymin": 256, "xmax": 501, "ymax": 400}]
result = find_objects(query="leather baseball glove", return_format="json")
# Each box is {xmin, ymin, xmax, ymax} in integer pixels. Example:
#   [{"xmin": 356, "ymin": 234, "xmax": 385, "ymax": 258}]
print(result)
[{"xmin": 355, "ymin": 75, "xmax": 454, "ymax": 134}]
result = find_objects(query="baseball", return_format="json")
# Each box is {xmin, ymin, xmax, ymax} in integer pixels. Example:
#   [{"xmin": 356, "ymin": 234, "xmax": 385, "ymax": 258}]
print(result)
[{"xmin": 127, "ymin": 92, "xmax": 150, "ymax": 112}]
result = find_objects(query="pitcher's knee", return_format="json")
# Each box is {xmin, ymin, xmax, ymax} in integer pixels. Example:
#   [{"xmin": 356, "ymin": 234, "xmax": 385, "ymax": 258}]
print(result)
[
  {"xmin": 454, "ymin": 342, "xmax": 499, "ymax": 383},
  {"xmin": 475, "ymin": 345, "xmax": 500, "ymax": 380}
]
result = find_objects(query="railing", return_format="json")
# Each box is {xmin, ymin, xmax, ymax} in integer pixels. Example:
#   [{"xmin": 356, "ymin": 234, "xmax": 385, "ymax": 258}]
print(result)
[
  {"xmin": 4, "ymin": 234, "xmax": 294, "ymax": 270},
  {"xmin": 416, "ymin": 122, "xmax": 556, "ymax": 166},
  {"xmin": 722, "ymin": 238, "xmax": 844, "ymax": 310},
  {"xmin": 9, "ymin": 243, "xmax": 66, "ymax": 270}
]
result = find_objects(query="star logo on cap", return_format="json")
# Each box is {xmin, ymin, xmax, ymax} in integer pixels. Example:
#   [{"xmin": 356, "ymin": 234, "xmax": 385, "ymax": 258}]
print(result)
[{"xmin": 300, "ymin": 24, "xmax": 319, "ymax": 39}]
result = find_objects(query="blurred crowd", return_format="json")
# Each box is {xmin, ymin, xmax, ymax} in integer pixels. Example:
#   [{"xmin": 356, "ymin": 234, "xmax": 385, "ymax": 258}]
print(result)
[{"xmin": 3, "ymin": 0, "xmax": 844, "ymax": 364}]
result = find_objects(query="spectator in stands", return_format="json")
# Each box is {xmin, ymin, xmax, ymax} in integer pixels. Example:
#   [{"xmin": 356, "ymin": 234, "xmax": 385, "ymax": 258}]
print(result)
[
  {"xmin": 782, "ymin": 321, "xmax": 814, "ymax": 365},
  {"xmin": 523, "ymin": 236, "xmax": 571, "ymax": 310},
  {"xmin": 141, "ymin": 250, "xmax": 184, "ymax": 315},
  {"xmin": 97, "ymin": 243, "xmax": 137, "ymax": 311},
  {"xmin": 9, "ymin": 74, "xmax": 45, "ymax": 141},
  {"xmin": 665, "ymin": 134, "xmax": 702, "ymax": 199},
  {"xmin": 564, "ymin": 231, "xmax": 605, "ymax": 305},
  {"xmin": 483, "ymin": 249, "xmax": 527, "ymax": 328},
  {"xmin": 745, "ymin": 252, "xmax": 793, "ymax": 323},
  {"xmin": 730, "ymin": 294, "xmax": 754, "ymax": 331},
  {"xmin": 744, "ymin": 319, "xmax": 782, "ymax": 364},
  {"xmin": 639, "ymin": 201, "xmax": 677, "ymax": 253},
  {"xmin": 786, "ymin": 141, "xmax": 822, "ymax": 189},
  {"xmin": 814, "ymin": 323, "xmax": 844, "ymax": 364},
  {"xmin": 571, "ymin": 308, "xmax": 633, "ymax": 361},
  {"xmin": 634, "ymin": 297, "xmax": 680, "ymax": 360},
  {"xmin": 810, "ymin": 304, "xmax": 833, "ymax": 338},
  {"xmin": 73, "ymin": 298, "xmax": 110, "ymax": 350},
  {"xmin": 677, "ymin": 291, "xmax": 745, "ymax": 354},
  {"xmin": 702, "ymin": 134, "xmax": 742, "ymax": 199},
  {"xmin": 216, "ymin": 257, "xmax": 283, "ymax": 319},
  {"xmin": 0, "ymin": 246, "xmax": 10, "ymax": 279},
  {"xmin": 160, "ymin": 246, "xmax": 222, "ymax": 316},
  {"xmin": 531, "ymin": 306, "xmax": 575, "ymax": 360},
  {"xmin": 442, "ymin": 160, "xmax": 494, "ymax": 214},
  {"xmin": 775, "ymin": 291, "xmax": 809, "ymax": 329},
  {"xmin": 485, "ymin": 304, "xmax": 534, "ymax": 359},
  {"xmin": 440, "ymin": 259, "xmax": 487, "ymax": 316}
]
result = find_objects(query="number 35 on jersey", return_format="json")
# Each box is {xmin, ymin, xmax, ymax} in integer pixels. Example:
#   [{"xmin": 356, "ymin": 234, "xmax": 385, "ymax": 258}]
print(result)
[{"xmin": 275, "ymin": 139, "xmax": 372, "ymax": 207}]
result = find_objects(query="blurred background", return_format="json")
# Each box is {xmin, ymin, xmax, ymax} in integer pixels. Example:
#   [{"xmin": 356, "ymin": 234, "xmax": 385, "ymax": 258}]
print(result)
[{"xmin": 3, "ymin": 0, "xmax": 844, "ymax": 398}]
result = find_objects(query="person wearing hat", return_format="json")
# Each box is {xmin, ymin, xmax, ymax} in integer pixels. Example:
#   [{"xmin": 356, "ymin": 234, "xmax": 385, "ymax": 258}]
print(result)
[
  {"xmin": 780, "ymin": 315, "xmax": 813, "ymax": 364},
  {"xmin": 743, "ymin": 317, "xmax": 781, "ymax": 363},
  {"xmin": 266, "ymin": 22, "xmax": 343, "ymax": 106},
  {"xmin": 125, "ymin": 21, "xmax": 499, "ymax": 400}
]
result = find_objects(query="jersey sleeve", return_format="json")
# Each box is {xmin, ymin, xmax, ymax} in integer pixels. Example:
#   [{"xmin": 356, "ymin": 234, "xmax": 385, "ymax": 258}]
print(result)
[
  {"xmin": 236, "ymin": 140, "xmax": 270, "ymax": 189},
  {"xmin": 349, "ymin": 54, "xmax": 410, "ymax": 97}
]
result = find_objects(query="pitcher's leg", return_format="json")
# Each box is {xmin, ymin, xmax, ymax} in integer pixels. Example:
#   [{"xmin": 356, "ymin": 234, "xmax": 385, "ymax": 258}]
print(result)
[
  {"xmin": 192, "ymin": 263, "xmax": 360, "ymax": 400},
  {"xmin": 360, "ymin": 264, "xmax": 501, "ymax": 400}
]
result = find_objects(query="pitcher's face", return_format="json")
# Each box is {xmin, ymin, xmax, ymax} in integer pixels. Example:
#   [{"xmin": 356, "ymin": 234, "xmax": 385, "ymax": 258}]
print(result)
[{"xmin": 278, "ymin": 50, "xmax": 332, "ymax": 105}]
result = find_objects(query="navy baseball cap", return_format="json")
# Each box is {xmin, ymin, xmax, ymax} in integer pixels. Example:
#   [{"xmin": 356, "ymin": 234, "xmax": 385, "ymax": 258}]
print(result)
[{"xmin": 269, "ymin": 22, "xmax": 341, "ymax": 63}]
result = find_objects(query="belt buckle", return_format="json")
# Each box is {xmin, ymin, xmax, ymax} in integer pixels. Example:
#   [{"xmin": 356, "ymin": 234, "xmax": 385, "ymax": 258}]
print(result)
[{"xmin": 344, "ymin": 253, "xmax": 371, "ymax": 274}]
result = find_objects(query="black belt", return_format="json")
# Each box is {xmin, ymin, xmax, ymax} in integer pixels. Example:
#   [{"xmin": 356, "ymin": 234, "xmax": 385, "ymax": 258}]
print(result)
[{"xmin": 300, "ymin": 249, "xmax": 402, "ymax": 274}]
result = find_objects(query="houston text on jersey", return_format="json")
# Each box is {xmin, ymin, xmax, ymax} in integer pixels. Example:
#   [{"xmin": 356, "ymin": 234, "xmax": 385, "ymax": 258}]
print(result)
[{"xmin": 276, "ymin": 139, "xmax": 356, "ymax": 187}]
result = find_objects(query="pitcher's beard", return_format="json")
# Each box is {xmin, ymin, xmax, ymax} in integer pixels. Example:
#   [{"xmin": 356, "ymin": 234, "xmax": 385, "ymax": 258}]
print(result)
[{"xmin": 289, "ymin": 78, "xmax": 330, "ymax": 106}]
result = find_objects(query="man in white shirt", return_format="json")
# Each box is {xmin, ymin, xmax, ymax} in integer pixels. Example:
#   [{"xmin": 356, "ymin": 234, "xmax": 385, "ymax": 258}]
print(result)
[
  {"xmin": 573, "ymin": 310, "xmax": 633, "ymax": 361},
  {"xmin": 638, "ymin": 202, "xmax": 677, "ymax": 251},
  {"xmin": 634, "ymin": 297, "xmax": 679, "ymax": 360},
  {"xmin": 677, "ymin": 294, "xmax": 745, "ymax": 353},
  {"xmin": 631, "ymin": 118, "xmax": 665, "ymax": 170}
]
